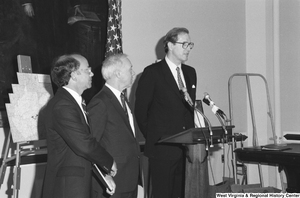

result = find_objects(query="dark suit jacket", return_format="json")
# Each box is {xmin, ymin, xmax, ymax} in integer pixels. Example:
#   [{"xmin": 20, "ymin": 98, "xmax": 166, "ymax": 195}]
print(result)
[
  {"xmin": 87, "ymin": 85, "xmax": 141, "ymax": 194},
  {"xmin": 135, "ymin": 58, "xmax": 197, "ymax": 160},
  {"xmin": 42, "ymin": 88, "xmax": 114, "ymax": 198}
]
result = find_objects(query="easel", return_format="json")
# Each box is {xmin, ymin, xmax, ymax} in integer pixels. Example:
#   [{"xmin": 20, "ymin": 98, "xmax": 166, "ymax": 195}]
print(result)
[
  {"xmin": 0, "ymin": 133, "xmax": 47, "ymax": 198},
  {"xmin": 0, "ymin": 55, "xmax": 51, "ymax": 198}
]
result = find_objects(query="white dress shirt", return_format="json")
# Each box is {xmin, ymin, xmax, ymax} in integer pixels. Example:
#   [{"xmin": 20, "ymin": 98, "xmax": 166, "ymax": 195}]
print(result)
[
  {"xmin": 165, "ymin": 56, "xmax": 187, "ymax": 88},
  {"xmin": 105, "ymin": 83, "xmax": 135, "ymax": 136},
  {"xmin": 63, "ymin": 86, "xmax": 88, "ymax": 124}
]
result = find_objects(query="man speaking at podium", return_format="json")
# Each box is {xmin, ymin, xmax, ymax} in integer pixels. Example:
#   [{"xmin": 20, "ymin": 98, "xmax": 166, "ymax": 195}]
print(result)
[{"xmin": 135, "ymin": 27, "xmax": 197, "ymax": 198}]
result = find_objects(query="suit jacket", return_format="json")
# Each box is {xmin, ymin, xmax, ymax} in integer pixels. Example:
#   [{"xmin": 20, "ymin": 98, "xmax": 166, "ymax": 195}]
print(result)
[
  {"xmin": 87, "ymin": 85, "xmax": 141, "ymax": 194},
  {"xmin": 42, "ymin": 88, "xmax": 114, "ymax": 198},
  {"xmin": 135, "ymin": 58, "xmax": 197, "ymax": 160}
]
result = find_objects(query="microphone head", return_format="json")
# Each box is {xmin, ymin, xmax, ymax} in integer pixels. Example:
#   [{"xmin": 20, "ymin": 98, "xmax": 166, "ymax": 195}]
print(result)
[
  {"xmin": 203, "ymin": 92, "xmax": 212, "ymax": 106},
  {"xmin": 203, "ymin": 92, "xmax": 209, "ymax": 99},
  {"xmin": 202, "ymin": 99, "xmax": 210, "ymax": 106}
]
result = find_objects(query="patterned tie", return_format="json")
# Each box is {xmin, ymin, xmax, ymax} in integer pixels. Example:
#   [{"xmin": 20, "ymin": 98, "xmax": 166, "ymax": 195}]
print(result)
[
  {"xmin": 81, "ymin": 99, "xmax": 89, "ymax": 124},
  {"xmin": 120, "ymin": 91, "xmax": 129, "ymax": 119},
  {"xmin": 81, "ymin": 99, "xmax": 88, "ymax": 115},
  {"xmin": 176, "ymin": 67, "xmax": 185, "ymax": 90}
]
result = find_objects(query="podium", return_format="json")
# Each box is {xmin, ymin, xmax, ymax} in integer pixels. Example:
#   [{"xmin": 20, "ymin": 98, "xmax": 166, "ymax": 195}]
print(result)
[
  {"xmin": 158, "ymin": 125, "xmax": 235, "ymax": 198},
  {"xmin": 158, "ymin": 126, "xmax": 235, "ymax": 145}
]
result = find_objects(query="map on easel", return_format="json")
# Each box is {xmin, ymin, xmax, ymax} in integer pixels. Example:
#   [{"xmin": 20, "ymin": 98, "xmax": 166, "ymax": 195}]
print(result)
[{"xmin": 5, "ymin": 73, "xmax": 53, "ymax": 143}]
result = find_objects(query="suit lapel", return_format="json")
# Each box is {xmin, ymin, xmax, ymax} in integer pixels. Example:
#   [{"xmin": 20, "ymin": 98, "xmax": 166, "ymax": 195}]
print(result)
[
  {"xmin": 103, "ymin": 86, "xmax": 135, "ymax": 137},
  {"xmin": 182, "ymin": 65, "xmax": 192, "ymax": 94},
  {"xmin": 160, "ymin": 60, "xmax": 182, "ymax": 99},
  {"xmin": 58, "ymin": 88, "xmax": 90, "ymax": 127}
]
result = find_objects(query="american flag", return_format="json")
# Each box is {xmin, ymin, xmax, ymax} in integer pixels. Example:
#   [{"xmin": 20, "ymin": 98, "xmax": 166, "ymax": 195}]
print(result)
[{"xmin": 105, "ymin": 0, "xmax": 123, "ymax": 58}]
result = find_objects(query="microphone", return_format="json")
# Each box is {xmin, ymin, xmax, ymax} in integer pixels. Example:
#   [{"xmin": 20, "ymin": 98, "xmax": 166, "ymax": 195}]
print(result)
[
  {"xmin": 181, "ymin": 87, "xmax": 194, "ymax": 107},
  {"xmin": 203, "ymin": 92, "xmax": 228, "ymax": 137},
  {"xmin": 203, "ymin": 92, "xmax": 227, "ymax": 120},
  {"xmin": 181, "ymin": 88, "xmax": 214, "ymax": 148}
]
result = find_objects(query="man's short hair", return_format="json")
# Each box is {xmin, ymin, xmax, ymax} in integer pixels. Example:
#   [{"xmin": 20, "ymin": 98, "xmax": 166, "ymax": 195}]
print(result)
[
  {"xmin": 163, "ymin": 27, "xmax": 189, "ymax": 53},
  {"xmin": 51, "ymin": 54, "xmax": 81, "ymax": 87},
  {"xmin": 102, "ymin": 53, "xmax": 128, "ymax": 81}
]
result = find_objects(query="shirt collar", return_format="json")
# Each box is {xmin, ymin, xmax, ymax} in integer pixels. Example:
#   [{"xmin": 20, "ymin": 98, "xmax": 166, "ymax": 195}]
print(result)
[
  {"xmin": 63, "ymin": 86, "xmax": 82, "ymax": 105},
  {"xmin": 105, "ymin": 83, "xmax": 123, "ymax": 103},
  {"xmin": 165, "ymin": 56, "xmax": 182, "ymax": 69}
]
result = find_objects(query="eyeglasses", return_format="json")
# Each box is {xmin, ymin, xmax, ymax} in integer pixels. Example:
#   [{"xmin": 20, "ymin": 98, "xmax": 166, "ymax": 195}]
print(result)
[
  {"xmin": 174, "ymin": 42, "xmax": 194, "ymax": 49},
  {"xmin": 80, "ymin": 67, "xmax": 92, "ymax": 74},
  {"xmin": 76, "ymin": 67, "xmax": 92, "ymax": 75}
]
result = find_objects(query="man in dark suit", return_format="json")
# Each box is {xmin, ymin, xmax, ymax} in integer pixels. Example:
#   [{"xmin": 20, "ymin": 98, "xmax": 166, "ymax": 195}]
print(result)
[
  {"xmin": 135, "ymin": 27, "xmax": 197, "ymax": 198},
  {"xmin": 88, "ymin": 54, "xmax": 141, "ymax": 198},
  {"xmin": 42, "ymin": 54, "xmax": 117, "ymax": 198}
]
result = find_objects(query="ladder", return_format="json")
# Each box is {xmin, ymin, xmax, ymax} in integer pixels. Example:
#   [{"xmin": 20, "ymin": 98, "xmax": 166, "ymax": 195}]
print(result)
[{"xmin": 228, "ymin": 73, "xmax": 278, "ymax": 186}]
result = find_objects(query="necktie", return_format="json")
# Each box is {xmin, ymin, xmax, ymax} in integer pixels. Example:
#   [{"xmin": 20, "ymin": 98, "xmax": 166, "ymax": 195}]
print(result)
[
  {"xmin": 176, "ymin": 67, "xmax": 185, "ymax": 90},
  {"xmin": 81, "ymin": 99, "xmax": 89, "ymax": 124},
  {"xmin": 120, "ymin": 91, "xmax": 129, "ymax": 119},
  {"xmin": 81, "ymin": 99, "xmax": 88, "ymax": 115}
]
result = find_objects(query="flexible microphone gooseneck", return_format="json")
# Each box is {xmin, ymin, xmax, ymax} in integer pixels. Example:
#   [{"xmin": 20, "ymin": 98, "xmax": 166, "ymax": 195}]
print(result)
[
  {"xmin": 181, "ymin": 88, "xmax": 214, "ymax": 148},
  {"xmin": 203, "ymin": 92, "xmax": 227, "ymax": 120},
  {"xmin": 202, "ymin": 93, "xmax": 228, "ymax": 137}
]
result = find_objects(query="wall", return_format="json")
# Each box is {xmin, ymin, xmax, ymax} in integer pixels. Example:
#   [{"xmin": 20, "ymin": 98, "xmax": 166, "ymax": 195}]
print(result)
[
  {"xmin": 123, "ymin": 1, "xmax": 246, "ymax": 128},
  {"xmin": 280, "ymin": 0, "xmax": 300, "ymax": 133}
]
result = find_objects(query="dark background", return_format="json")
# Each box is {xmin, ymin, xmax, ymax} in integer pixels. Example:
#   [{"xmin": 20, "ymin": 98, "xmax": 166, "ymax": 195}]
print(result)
[{"xmin": 0, "ymin": 0, "xmax": 108, "ymax": 109}]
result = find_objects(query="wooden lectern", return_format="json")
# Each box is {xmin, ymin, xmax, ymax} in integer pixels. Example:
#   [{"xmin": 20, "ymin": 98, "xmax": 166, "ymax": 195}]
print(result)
[
  {"xmin": 158, "ymin": 126, "xmax": 234, "ymax": 198},
  {"xmin": 158, "ymin": 126, "xmax": 235, "ymax": 145}
]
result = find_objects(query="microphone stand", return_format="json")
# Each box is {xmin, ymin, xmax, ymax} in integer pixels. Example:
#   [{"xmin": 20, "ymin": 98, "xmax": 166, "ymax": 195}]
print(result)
[
  {"xmin": 203, "ymin": 96, "xmax": 228, "ymax": 142},
  {"xmin": 215, "ymin": 112, "xmax": 228, "ymax": 141},
  {"xmin": 194, "ymin": 107, "xmax": 214, "ymax": 148},
  {"xmin": 181, "ymin": 88, "xmax": 214, "ymax": 148},
  {"xmin": 214, "ymin": 112, "xmax": 229, "ymax": 149},
  {"xmin": 193, "ymin": 107, "xmax": 210, "ymax": 164}
]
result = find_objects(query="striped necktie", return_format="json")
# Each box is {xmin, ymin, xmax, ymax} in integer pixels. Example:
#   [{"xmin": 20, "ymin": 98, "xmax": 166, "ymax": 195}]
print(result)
[
  {"xmin": 81, "ymin": 99, "xmax": 88, "ymax": 115},
  {"xmin": 81, "ymin": 99, "xmax": 89, "ymax": 124},
  {"xmin": 176, "ymin": 67, "xmax": 185, "ymax": 89},
  {"xmin": 120, "ymin": 91, "xmax": 129, "ymax": 119}
]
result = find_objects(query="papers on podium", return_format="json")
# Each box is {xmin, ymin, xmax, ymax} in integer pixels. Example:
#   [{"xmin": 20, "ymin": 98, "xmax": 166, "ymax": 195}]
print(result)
[{"xmin": 261, "ymin": 144, "xmax": 291, "ymax": 151}]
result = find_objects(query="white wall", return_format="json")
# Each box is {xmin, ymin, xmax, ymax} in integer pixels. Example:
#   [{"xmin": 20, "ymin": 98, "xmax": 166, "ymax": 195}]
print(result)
[
  {"xmin": 280, "ymin": 0, "xmax": 300, "ymax": 133},
  {"xmin": 123, "ymin": 1, "xmax": 246, "ymax": 129}
]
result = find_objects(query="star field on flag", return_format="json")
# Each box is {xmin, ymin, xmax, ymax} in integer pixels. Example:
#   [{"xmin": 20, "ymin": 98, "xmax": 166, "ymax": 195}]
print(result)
[{"xmin": 105, "ymin": 0, "xmax": 123, "ymax": 58}]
